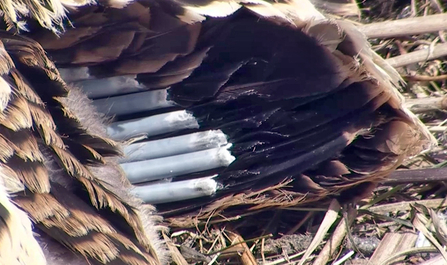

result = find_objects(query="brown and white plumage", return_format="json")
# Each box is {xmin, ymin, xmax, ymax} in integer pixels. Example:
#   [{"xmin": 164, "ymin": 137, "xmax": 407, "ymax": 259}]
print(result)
[
  {"xmin": 0, "ymin": 0, "xmax": 436, "ymax": 264},
  {"xmin": 0, "ymin": 5, "xmax": 166, "ymax": 264},
  {"xmin": 26, "ymin": 0, "xmax": 434, "ymax": 221}
]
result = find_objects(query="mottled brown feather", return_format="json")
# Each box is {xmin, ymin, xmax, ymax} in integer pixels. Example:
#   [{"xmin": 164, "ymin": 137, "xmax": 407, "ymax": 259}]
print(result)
[{"xmin": 0, "ymin": 22, "xmax": 164, "ymax": 265}]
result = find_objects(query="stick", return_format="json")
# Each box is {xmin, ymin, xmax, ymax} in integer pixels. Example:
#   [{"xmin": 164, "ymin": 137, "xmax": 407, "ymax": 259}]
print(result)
[
  {"xmin": 313, "ymin": 208, "xmax": 356, "ymax": 265},
  {"xmin": 402, "ymin": 74, "xmax": 447, "ymax": 82},
  {"xmin": 226, "ymin": 231, "xmax": 258, "ymax": 265},
  {"xmin": 359, "ymin": 13, "xmax": 447, "ymax": 39},
  {"xmin": 298, "ymin": 200, "xmax": 341, "ymax": 265},
  {"xmin": 404, "ymin": 96, "xmax": 447, "ymax": 113},
  {"xmin": 384, "ymin": 167, "xmax": 447, "ymax": 184},
  {"xmin": 385, "ymin": 43, "xmax": 447, "ymax": 67}
]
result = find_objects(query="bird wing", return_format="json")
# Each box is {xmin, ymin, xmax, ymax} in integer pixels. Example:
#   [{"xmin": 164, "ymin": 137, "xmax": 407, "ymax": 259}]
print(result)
[
  {"xmin": 2, "ymin": 0, "xmax": 435, "ymax": 240},
  {"xmin": 27, "ymin": 0, "xmax": 436, "ymax": 221}
]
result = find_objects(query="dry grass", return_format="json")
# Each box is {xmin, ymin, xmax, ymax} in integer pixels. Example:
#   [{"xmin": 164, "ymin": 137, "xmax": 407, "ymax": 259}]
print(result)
[{"xmin": 166, "ymin": 1, "xmax": 447, "ymax": 264}]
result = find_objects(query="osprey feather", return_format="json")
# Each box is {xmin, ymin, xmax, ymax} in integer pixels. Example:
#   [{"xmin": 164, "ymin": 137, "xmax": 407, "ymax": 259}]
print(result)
[
  {"xmin": 0, "ymin": 0, "xmax": 436, "ymax": 264},
  {"xmin": 0, "ymin": 1, "xmax": 167, "ymax": 265}
]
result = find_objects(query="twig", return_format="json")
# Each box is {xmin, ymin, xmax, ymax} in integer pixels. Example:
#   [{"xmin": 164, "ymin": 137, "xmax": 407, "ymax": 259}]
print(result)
[
  {"xmin": 385, "ymin": 167, "xmax": 447, "ymax": 184},
  {"xmin": 263, "ymin": 250, "xmax": 306, "ymax": 265},
  {"xmin": 429, "ymin": 0, "xmax": 444, "ymax": 13},
  {"xmin": 410, "ymin": 0, "xmax": 417, "ymax": 17},
  {"xmin": 385, "ymin": 43, "xmax": 447, "ymax": 67},
  {"xmin": 404, "ymin": 96, "xmax": 447, "ymax": 114},
  {"xmin": 227, "ymin": 231, "xmax": 257, "ymax": 265},
  {"xmin": 313, "ymin": 207, "xmax": 356, "ymax": 265},
  {"xmin": 402, "ymin": 74, "xmax": 447, "ymax": 82},
  {"xmin": 368, "ymin": 198, "xmax": 447, "ymax": 215},
  {"xmin": 261, "ymin": 238, "xmax": 266, "ymax": 264},
  {"xmin": 208, "ymin": 234, "xmax": 271, "ymax": 255},
  {"xmin": 428, "ymin": 126, "xmax": 447, "ymax": 132},
  {"xmin": 381, "ymin": 246, "xmax": 439, "ymax": 265},
  {"xmin": 359, "ymin": 13, "xmax": 447, "ymax": 39},
  {"xmin": 206, "ymin": 253, "xmax": 220, "ymax": 265},
  {"xmin": 298, "ymin": 200, "xmax": 341, "ymax": 265}
]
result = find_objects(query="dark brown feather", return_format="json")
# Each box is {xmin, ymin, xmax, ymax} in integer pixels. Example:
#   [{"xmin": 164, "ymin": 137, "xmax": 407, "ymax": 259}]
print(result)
[{"xmin": 19, "ymin": 0, "xmax": 434, "ymax": 227}]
